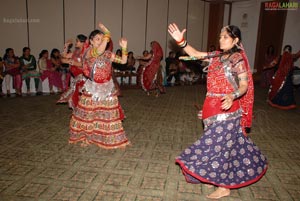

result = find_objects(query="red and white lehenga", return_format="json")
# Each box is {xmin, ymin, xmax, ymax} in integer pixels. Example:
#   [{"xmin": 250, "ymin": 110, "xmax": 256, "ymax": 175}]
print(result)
[
  {"xmin": 176, "ymin": 51, "xmax": 267, "ymax": 189},
  {"xmin": 57, "ymin": 47, "xmax": 87, "ymax": 109},
  {"xmin": 141, "ymin": 41, "xmax": 166, "ymax": 94},
  {"xmin": 69, "ymin": 48, "xmax": 130, "ymax": 149}
]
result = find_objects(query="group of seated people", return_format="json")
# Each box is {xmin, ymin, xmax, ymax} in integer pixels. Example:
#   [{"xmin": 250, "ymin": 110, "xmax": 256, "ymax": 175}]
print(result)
[
  {"xmin": 0, "ymin": 47, "xmax": 208, "ymax": 97},
  {"xmin": 0, "ymin": 47, "xmax": 72, "ymax": 97},
  {"xmin": 165, "ymin": 51, "xmax": 207, "ymax": 86},
  {"xmin": 113, "ymin": 49, "xmax": 207, "ymax": 87}
]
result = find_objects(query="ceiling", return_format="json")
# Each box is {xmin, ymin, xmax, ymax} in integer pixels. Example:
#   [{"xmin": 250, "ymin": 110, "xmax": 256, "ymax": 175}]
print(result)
[{"xmin": 203, "ymin": 0, "xmax": 252, "ymax": 2}]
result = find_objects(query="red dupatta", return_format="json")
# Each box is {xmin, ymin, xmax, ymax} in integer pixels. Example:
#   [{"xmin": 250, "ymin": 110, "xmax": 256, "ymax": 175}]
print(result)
[
  {"xmin": 268, "ymin": 51, "xmax": 293, "ymax": 100},
  {"xmin": 239, "ymin": 47, "xmax": 254, "ymax": 132},
  {"xmin": 141, "ymin": 41, "xmax": 163, "ymax": 91}
]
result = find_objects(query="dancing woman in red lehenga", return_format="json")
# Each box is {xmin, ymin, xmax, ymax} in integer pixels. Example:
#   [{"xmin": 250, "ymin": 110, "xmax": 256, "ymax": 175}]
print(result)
[
  {"xmin": 141, "ymin": 41, "xmax": 166, "ymax": 95},
  {"xmin": 57, "ymin": 34, "xmax": 89, "ymax": 109},
  {"xmin": 69, "ymin": 23, "xmax": 130, "ymax": 149},
  {"xmin": 267, "ymin": 45, "xmax": 300, "ymax": 109}
]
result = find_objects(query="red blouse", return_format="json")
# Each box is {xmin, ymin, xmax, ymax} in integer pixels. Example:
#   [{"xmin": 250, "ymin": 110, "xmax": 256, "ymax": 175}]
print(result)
[{"xmin": 83, "ymin": 51, "xmax": 113, "ymax": 84}]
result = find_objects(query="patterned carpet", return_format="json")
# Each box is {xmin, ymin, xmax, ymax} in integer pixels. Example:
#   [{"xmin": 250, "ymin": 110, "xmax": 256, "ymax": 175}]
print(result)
[{"xmin": 0, "ymin": 84, "xmax": 300, "ymax": 201}]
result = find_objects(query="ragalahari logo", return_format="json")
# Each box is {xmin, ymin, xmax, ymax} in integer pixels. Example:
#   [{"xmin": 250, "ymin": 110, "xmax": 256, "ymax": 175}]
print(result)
[{"xmin": 264, "ymin": 1, "xmax": 299, "ymax": 10}]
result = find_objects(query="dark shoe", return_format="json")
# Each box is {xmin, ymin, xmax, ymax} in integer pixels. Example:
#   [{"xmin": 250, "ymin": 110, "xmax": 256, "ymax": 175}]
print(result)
[
  {"xmin": 36, "ymin": 92, "xmax": 43, "ymax": 96},
  {"xmin": 245, "ymin": 127, "xmax": 251, "ymax": 133}
]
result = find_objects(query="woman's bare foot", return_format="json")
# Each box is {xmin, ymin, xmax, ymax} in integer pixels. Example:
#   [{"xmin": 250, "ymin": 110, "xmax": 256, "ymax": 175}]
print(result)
[{"xmin": 206, "ymin": 187, "xmax": 230, "ymax": 199}]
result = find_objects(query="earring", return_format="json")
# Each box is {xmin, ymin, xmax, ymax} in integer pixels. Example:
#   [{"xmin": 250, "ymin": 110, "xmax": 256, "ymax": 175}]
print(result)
[{"xmin": 235, "ymin": 43, "xmax": 241, "ymax": 49}]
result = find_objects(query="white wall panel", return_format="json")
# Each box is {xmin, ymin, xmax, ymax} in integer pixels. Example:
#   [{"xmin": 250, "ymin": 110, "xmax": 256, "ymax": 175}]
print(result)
[
  {"xmin": 202, "ymin": 2, "xmax": 209, "ymax": 51},
  {"xmin": 146, "ymin": 0, "xmax": 168, "ymax": 58},
  {"xmin": 64, "ymin": 0, "xmax": 94, "ymax": 43},
  {"xmin": 27, "ymin": 0, "xmax": 64, "ymax": 58},
  {"xmin": 123, "ymin": 0, "xmax": 147, "ymax": 55},
  {"xmin": 167, "ymin": 0, "xmax": 188, "ymax": 53},
  {"xmin": 223, "ymin": 3, "xmax": 230, "ymax": 26},
  {"xmin": 231, "ymin": 1, "xmax": 261, "ymax": 69},
  {"xmin": 187, "ymin": 0, "xmax": 205, "ymax": 51},
  {"xmin": 0, "ymin": 0, "xmax": 28, "ymax": 56},
  {"xmin": 96, "ymin": 0, "xmax": 122, "ymax": 53}
]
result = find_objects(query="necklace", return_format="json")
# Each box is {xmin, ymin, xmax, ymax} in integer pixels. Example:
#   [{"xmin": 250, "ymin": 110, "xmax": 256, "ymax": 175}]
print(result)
[{"xmin": 205, "ymin": 57, "xmax": 229, "ymax": 73}]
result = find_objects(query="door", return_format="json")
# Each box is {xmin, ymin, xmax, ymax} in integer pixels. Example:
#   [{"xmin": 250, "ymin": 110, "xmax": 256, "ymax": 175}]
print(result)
[{"xmin": 254, "ymin": 1, "xmax": 287, "ymax": 75}]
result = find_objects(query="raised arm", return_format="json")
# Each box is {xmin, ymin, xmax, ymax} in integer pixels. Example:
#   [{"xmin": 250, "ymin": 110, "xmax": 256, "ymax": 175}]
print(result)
[
  {"xmin": 111, "ymin": 38, "xmax": 128, "ymax": 64},
  {"xmin": 168, "ymin": 23, "xmax": 208, "ymax": 59},
  {"xmin": 293, "ymin": 50, "xmax": 300, "ymax": 61},
  {"xmin": 96, "ymin": 22, "xmax": 111, "ymax": 55}
]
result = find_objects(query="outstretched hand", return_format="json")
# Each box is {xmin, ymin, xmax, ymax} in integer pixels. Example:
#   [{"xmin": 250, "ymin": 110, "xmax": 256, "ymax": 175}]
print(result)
[
  {"xmin": 119, "ymin": 38, "xmax": 127, "ymax": 49},
  {"xmin": 98, "ymin": 22, "xmax": 109, "ymax": 33},
  {"xmin": 168, "ymin": 23, "xmax": 186, "ymax": 42}
]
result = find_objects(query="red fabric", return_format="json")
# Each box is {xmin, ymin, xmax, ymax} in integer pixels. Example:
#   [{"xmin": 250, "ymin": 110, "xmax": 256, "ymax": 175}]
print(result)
[
  {"xmin": 70, "ymin": 66, "xmax": 83, "ymax": 77},
  {"xmin": 70, "ymin": 44, "xmax": 89, "ymax": 77},
  {"xmin": 268, "ymin": 52, "xmax": 293, "ymax": 100},
  {"xmin": 204, "ymin": 48, "xmax": 254, "ymax": 132},
  {"xmin": 202, "ymin": 97, "xmax": 240, "ymax": 120},
  {"xmin": 239, "ymin": 49, "xmax": 254, "ymax": 131},
  {"xmin": 106, "ymin": 39, "xmax": 113, "ymax": 51},
  {"xmin": 72, "ymin": 80, "xmax": 85, "ymax": 108},
  {"xmin": 83, "ymin": 50, "xmax": 112, "ymax": 83},
  {"xmin": 141, "ymin": 41, "xmax": 163, "ymax": 91}
]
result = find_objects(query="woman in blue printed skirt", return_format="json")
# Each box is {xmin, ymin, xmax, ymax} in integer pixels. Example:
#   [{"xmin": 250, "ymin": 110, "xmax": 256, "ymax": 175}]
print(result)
[{"xmin": 168, "ymin": 23, "xmax": 267, "ymax": 199}]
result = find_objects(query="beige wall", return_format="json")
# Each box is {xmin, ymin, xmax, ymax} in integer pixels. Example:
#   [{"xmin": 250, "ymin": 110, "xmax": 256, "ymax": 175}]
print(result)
[
  {"xmin": 65, "ymin": 0, "xmax": 94, "ymax": 44},
  {"xmin": 0, "ymin": 0, "xmax": 209, "ymax": 59},
  {"xmin": 0, "ymin": 0, "xmax": 28, "ymax": 57},
  {"xmin": 0, "ymin": 0, "xmax": 210, "ymax": 93},
  {"xmin": 230, "ymin": 0, "xmax": 299, "ymax": 70},
  {"xmin": 27, "ymin": 0, "xmax": 64, "ymax": 57}
]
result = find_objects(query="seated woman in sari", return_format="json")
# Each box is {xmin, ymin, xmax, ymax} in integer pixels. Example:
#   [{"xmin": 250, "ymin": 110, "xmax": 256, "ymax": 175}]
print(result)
[
  {"xmin": 168, "ymin": 23, "xmax": 267, "ymax": 199},
  {"xmin": 0, "ymin": 57, "xmax": 5, "ymax": 96},
  {"xmin": 3, "ymin": 48, "xmax": 22, "ymax": 96},
  {"xmin": 20, "ymin": 47, "xmax": 42, "ymax": 95},
  {"xmin": 268, "ymin": 45, "xmax": 300, "ymax": 109},
  {"xmin": 39, "ymin": 50, "xmax": 63, "ymax": 94}
]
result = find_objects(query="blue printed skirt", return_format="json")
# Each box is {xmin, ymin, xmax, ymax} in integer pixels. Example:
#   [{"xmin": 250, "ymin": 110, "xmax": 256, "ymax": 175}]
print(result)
[{"xmin": 176, "ymin": 110, "xmax": 268, "ymax": 189}]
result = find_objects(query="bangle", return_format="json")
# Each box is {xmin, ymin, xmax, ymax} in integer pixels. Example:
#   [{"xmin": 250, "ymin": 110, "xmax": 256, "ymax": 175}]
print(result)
[
  {"xmin": 232, "ymin": 90, "xmax": 240, "ymax": 99},
  {"xmin": 121, "ymin": 47, "xmax": 128, "ymax": 56},
  {"xmin": 176, "ymin": 37, "xmax": 187, "ymax": 48},
  {"xmin": 176, "ymin": 37, "xmax": 185, "ymax": 45},
  {"xmin": 103, "ymin": 31, "xmax": 111, "ymax": 42},
  {"xmin": 179, "ymin": 40, "xmax": 187, "ymax": 48},
  {"xmin": 91, "ymin": 48, "xmax": 100, "ymax": 58}
]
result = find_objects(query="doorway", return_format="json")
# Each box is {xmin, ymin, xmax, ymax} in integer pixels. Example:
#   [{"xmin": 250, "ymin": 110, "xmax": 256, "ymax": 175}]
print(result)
[{"xmin": 254, "ymin": 1, "xmax": 287, "ymax": 76}]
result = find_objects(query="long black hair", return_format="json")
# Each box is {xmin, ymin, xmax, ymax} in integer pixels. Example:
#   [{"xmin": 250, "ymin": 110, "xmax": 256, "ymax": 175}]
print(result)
[
  {"xmin": 50, "ymin": 48, "xmax": 60, "ymax": 59},
  {"xmin": 77, "ymin": 34, "xmax": 87, "ymax": 43},
  {"xmin": 283, "ymin": 45, "xmax": 292, "ymax": 53},
  {"xmin": 3, "ymin": 48, "xmax": 14, "ymax": 60},
  {"xmin": 39, "ymin": 50, "xmax": 48, "ymax": 59}
]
